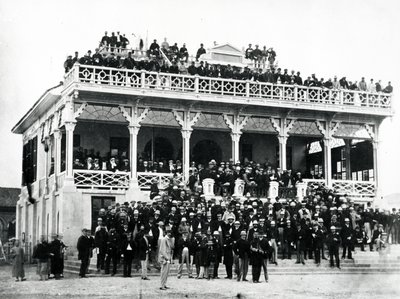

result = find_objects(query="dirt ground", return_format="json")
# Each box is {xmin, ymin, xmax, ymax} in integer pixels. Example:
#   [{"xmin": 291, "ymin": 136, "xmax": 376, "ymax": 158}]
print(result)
[{"xmin": 0, "ymin": 265, "xmax": 399, "ymax": 299}]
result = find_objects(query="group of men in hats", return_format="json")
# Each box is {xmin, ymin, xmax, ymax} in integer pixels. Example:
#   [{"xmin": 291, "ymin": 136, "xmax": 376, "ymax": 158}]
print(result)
[{"xmin": 74, "ymin": 179, "xmax": 396, "ymax": 288}]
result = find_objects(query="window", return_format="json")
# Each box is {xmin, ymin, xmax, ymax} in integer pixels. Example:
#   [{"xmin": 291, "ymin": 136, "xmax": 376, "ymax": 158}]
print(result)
[{"xmin": 22, "ymin": 136, "xmax": 37, "ymax": 185}]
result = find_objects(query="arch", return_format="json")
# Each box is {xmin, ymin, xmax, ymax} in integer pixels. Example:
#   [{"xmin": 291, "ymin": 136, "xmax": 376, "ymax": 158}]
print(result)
[
  {"xmin": 192, "ymin": 139, "xmax": 222, "ymax": 165},
  {"xmin": 144, "ymin": 137, "xmax": 174, "ymax": 161}
]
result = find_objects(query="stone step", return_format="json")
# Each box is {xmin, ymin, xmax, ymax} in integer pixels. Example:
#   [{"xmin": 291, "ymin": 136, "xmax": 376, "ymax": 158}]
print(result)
[{"xmin": 63, "ymin": 266, "xmax": 400, "ymax": 276}]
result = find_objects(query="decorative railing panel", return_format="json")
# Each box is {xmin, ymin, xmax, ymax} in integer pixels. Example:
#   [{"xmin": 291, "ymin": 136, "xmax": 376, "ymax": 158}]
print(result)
[
  {"xmin": 278, "ymin": 187, "xmax": 297, "ymax": 199},
  {"xmin": 74, "ymin": 170, "xmax": 130, "ymax": 189},
  {"xmin": 65, "ymin": 64, "xmax": 392, "ymax": 110},
  {"xmin": 137, "ymin": 172, "xmax": 184, "ymax": 190},
  {"xmin": 332, "ymin": 180, "xmax": 375, "ymax": 196},
  {"xmin": 303, "ymin": 179, "xmax": 326, "ymax": 190}
]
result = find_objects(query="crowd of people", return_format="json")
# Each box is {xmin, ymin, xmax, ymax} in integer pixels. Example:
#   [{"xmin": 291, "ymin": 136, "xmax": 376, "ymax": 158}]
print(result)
[
  {"xmin": 72, "ymin": 155, "xmax": 314, "ymax": 198},
  {"xmin": 63, "ymin": 32, "xmax": 393, "ymax": 95},
  {"xmin": 72, "ymin": 180, "xmax": 400, "ymax": 288}
]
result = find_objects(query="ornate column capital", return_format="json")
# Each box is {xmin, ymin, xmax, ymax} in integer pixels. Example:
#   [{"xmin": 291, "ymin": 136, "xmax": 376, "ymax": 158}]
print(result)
[
  {"xmin": 53, "ymin": 129, "xmax": 62, "ymax": 140},
  {"xmin": 278, "ymin": 134, "xmax": 288, "ymax": 144},
  {"xmin": 128, "ymin": 125, "xmax": 141, "ymax": 136},
  {"xmin": 181, "ymin": 129, "xmax": 192, "ymax": 140},
  {"xmin": 64, "ymin": 121, "xmax": 76, "ymax": 132},
  {"xmin": 230, "ymin": 132, "xmax": 242, "ymax": 143},
  {"xmin": 323, "ymin": 136, "xmax": 332, "ymax": 148}
]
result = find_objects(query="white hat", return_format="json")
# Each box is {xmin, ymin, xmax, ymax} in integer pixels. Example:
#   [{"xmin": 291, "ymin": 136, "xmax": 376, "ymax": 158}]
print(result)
[{"xmin": 181, "ymin": 217, "xmax": 187, "ymax": 222}]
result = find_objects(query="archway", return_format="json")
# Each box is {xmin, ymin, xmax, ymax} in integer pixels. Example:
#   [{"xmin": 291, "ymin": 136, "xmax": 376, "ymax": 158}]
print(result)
[
  {"xmin": 192, "ymin": 139, "xmax": 222, "ymax": 165},
  {"xmin": 144, "ymin": 137, "xmax": 174, "ymax": 161}
]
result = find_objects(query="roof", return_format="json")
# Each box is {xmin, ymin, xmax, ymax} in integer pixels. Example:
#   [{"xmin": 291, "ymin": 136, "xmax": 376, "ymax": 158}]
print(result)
[
  {"xmin": 211, "ymin": 43, "xmax": 243, "ymax": 55},
  {"xmin": 0, "ymin": 187, "xmax": 20, "ymax": 207},
  {"xmin": 12, "ymin": 82, "xmax": 64, "ymax": 134}
]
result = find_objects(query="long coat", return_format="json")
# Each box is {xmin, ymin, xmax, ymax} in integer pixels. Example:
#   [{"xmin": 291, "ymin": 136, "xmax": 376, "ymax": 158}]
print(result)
[
  {"xmin": 137, "ymin": 236, "xmax": 150, "ymax": 261},
  {"xmin": 77, "ymin": 235, "xmax": 91, "ymax": 261},
  {"xmin": 11, "ymin": 246, "xmax": 25, "ymax": 278},
  {"xmin": 50, "ymin": 239, "xmax": 66, "ymax": 275}
]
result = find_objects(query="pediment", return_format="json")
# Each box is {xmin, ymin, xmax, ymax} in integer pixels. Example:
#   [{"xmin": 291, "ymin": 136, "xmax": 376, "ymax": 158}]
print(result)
[{"xmin": 212, "ymin": 44, "xmax": 243, "ymax": 55}]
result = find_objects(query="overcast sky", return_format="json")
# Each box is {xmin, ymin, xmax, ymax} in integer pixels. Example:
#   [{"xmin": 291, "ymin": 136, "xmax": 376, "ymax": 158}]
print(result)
[{"xmin": 0, "ymin": 0, "xmax": 399, "ymax": 196}]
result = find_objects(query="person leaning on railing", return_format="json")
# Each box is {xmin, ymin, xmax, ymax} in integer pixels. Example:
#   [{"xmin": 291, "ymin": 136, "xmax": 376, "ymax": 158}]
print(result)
[{"xmin": 66, "ymin": 36, "xmax": 394, "ymax": 107}]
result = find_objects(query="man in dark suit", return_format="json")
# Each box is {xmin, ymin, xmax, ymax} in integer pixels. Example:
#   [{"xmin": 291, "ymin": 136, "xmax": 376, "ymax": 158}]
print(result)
[
  {"xmin": 233, "ymin": 231, "xmax": 250, "ymax": 281},
  {"xmin": 94, "ymin": 219, "xmax": 108, "ymax": 272},
  {"xmin": 121, "ymin": 231, "xmax": 135, "ymax": 277},
  {"xmin": 196, "ymin": 44, "xmax": 206, "ymax": 61},
  {"xmin": 137, "ymin": 228, "xmax": 151, "ymax": 280},
  {"xmin": 327, "ymin": 226, "xmax": 341, "ymax": 268},
  {"xmin": 77, "ymin": 228, "xmax": 91, "ymax": 278},
  {"xmin": 311, "ymin": 223, "xmax": 324, "ymax": 266},
  {"xmin": 341, "ymin": 218, "xmax": 354, "ymax": 259},
  {"xmin": 295, "ymin": 223, "xmax": 306, "ymax": 265}
]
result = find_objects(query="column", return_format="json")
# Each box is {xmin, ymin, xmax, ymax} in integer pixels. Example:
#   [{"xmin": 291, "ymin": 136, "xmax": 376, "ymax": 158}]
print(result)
[
  {"xmin": 278, "ymin": 135, "xmax": 287, "ymax": 170},
  {"xmin": 181, "ymin": 129, "xmax": 192, "ymax": 183},
  {"xmin": 372, "ymin": 140, "xmax": 379, "ymax": 199},
  {"xmin": 231, "ymin": 132, "xmax": 241, "ymax": 163},
  {"xmin": 16, "ymin": 203, "xmax": 21, "ymax": 240},
  {"xmin": 344, "ymin": 139, "xmax": 352, "ymax": 180},
  {"xmin": 128, "ymin": 125, "xmax": 140, "ymax": 185},
  {"xmin": 64, "ymin": 122, "xmax": 76, "ymax": 185},
  {"xmin": 54, "ymin": 130, "xmax": 62, "ymax": 190},
  {"xmin": 323, "ymin": 137, "xmax": 332, "ymax": 188}
]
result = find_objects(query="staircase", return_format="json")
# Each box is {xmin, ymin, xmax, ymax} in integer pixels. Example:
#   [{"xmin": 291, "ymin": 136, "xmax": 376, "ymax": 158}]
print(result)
[{"xmin": 64, "ymin": 245, "xmax": 400, "ymax": 277}]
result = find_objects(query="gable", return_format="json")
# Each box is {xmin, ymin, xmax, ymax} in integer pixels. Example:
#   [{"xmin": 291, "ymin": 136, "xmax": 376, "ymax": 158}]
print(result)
[{"xmin": 212, "ymin": 44, "xmax": 243, "ymax": 55}]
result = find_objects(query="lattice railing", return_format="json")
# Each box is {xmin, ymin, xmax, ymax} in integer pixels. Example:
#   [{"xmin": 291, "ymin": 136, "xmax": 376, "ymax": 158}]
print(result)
[
  {"xmin": 65, "ymin": 64, "xmax": 392, "ymax": 110},
  {"xmin": 74, "ymin": 170, "xmax": 130, "ymax": 189},
  {"xmin": 137, "ymin": 172, "xmax": 184, "ymax": 190},
  {"xmin": 332, "ymin": 180, "xmax": 375, "ymax": 196},
  {"xmin": 303, "ymin": 179, "xmax": 327, "ymax": 190}
]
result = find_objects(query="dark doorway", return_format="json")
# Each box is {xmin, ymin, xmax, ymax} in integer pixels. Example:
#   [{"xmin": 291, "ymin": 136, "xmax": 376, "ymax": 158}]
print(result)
[
  {"xmin": 91, "ymin": 196, "xmax": 115, "ymax": 232},
  {"xmin": 192, "ymin": 139, "xmax": 222, "ymax": 165},
  {"xmin": 241, "ymin": 144, "xmax": 253, "ymax": 162},
  {"xmin": 110, "ymin": 137, "xmax": 129, "ymax": 158},
  {"xmin": 144, "ymin": 137, "xmax": 174, "ymax": 161}
]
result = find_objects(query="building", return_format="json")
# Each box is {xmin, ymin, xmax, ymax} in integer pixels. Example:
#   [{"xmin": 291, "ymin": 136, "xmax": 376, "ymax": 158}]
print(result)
[
  {"xmin": 0, "ymin": 187, "xmax": 19, "ymax": 243},
  {"xmin": 11, "ymin": 43, "xmax": 393, "ymax": 249}
]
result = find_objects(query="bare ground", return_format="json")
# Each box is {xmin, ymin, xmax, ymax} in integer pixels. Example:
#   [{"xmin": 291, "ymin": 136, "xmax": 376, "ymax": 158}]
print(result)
[{"xmin": 0, "ymin": 265, "xmax": 399, "ymax": 299}]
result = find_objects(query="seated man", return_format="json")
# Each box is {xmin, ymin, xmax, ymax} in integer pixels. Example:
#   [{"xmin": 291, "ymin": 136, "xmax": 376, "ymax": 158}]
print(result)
[
  {"xmin": 179, "ymin": 43, "xmax": 189, "ymax": 62},
  {"xmin": 149, "ymin": 39, "xmax": 160, "ymax": 57}
]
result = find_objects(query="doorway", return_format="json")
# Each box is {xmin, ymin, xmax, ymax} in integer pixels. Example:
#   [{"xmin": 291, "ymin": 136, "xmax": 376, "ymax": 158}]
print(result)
[{"xmin": 91, "ymin": 196, "xmax": 115, "ymax": 232}]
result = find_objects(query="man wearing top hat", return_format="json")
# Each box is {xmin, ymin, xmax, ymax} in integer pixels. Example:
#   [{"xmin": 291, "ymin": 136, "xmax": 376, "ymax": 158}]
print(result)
[
  {"xmin": 341, "ymin": 218, "xmax": 354, "ymax": 259},
  {"xmin": 327, "ymin": 226, "xmax": 341, "ymax": 269}
]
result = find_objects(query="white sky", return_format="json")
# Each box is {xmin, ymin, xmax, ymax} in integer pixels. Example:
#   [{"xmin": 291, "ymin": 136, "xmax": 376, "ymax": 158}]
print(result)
[{"xmin": 0, "ymin": 0, "xmax": 399, "ymax": 196}]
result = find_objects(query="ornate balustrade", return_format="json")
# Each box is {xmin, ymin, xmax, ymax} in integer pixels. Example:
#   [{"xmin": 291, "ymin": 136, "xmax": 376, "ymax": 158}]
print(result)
[
  {"xmin": 64, "ymin": 64, "xmax": 392, "ymax": 110},
  {"xmin": 303, "ymin": 179, "xmax": 327, "ymax": 190},
  {"xmin": 332, "ymin": 179, "xmax": 375, "ymax": 197},
  {"xmin": 137, "ymin": 172, "xmax": 184, "ymax": 190},
  {"xmin": 73, "ymin": 170, "xmax": 130, "ymax": 189}
]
